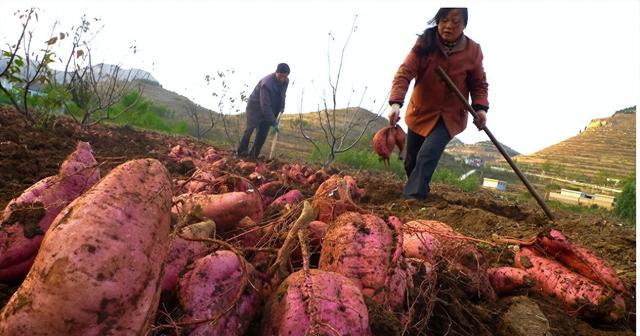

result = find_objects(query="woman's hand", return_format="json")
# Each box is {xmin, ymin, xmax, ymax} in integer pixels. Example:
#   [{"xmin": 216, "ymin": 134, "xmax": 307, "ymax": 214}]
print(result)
[{"xmin": 474, "ymin": 110, "xmax": 487, "ymax": 130}]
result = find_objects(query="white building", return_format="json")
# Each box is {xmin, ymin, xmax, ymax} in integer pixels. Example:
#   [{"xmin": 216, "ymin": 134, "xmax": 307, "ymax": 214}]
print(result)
[{"xmin": 482, "ymin": 178, "xmax": 507, "ymax": 191}]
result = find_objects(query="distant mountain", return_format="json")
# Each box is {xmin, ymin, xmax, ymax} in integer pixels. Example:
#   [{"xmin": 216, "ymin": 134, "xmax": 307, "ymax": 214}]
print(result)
[
  {"xmin": 445, "ymin": 139, "xmax": 520, "ymax": 162},
  {"xmin": 0, "ymin": 55, "xmax": 159, "ymax": 87},
  {"xmin": 513, "ymin": 107, "xmax": 636, "ymax": 181}
]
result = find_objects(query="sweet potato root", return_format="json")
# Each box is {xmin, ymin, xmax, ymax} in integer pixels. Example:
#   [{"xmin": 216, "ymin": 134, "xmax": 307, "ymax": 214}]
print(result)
[
  {"xmin": 515, "ymin": 247, "xmax": 625, "ymax": 321},
  {"xmin": 0, "ymin": 158, "xmax": 173, "ymax": 335},
  {"xmin": 539, "ymin": 229, "xmax": 625, "ymax": 292},
  {"xmin": 261, "ymin": 269, "xmax": 371, "ymax": 336},
  {"xmin": 178, "ymin": 250, "xmax": 262, "ymax": 335},
  {"xmin": 372, "ymin": 125, "xmax": 406, "ymax": 167},
  {"xmin": 0, "ymin": 141, "xmax": 100, "ymax": 282}
]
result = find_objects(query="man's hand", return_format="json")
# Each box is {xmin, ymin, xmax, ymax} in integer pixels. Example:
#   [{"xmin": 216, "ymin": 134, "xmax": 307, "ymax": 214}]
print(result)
[
  {"xmin": 271, "ymin": 121, "xmax": 279, "ymax": 132},
  {"xmin": 473, "ymin": 110, "xmax": 487, "ymax": 130},
  {"xmin": 388, "ymin": 103, "xmax": 401, "ymax": 126}
]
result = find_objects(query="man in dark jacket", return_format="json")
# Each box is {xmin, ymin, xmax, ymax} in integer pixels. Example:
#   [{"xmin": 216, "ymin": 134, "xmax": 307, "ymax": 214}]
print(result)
[{"xmin": 237, "ymin": 63, "xmax": 290, "ymax": 159}]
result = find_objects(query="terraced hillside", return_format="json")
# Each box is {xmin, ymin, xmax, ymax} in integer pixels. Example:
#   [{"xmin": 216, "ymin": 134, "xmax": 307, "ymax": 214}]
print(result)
[
  {"xmin": 445, "ymin": 140, "xmax": 520, "ymax": 162},
  {"xmin": 512, "ymin": 109, "xmax": 636, "ymax": 182}
]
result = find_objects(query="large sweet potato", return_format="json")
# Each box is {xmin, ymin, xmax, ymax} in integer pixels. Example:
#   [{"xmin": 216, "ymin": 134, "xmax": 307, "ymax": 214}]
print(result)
[
  {"xmin": 0, "ymin": 158, "xmax": 173, "ymax": 335},
  {"xmin": 515, "ymin": 247, "xmax": 625, "ymax": 321},
  {"xmin": 0, "ymin": 141, "xmax": 100, "ymax": 282},
  {"xmin": 174, "ymin": 190, "xmax": 264, "ymax": 232},
  {"xmin": 319, "ymin": 212, "xmax": 407, "ymax": 309},
  {"xmin": 486, "ymin": 266, "xmax": 535, "ymax": 295},
  {"xmin": 262, "ymin": 269, "xmax": 371, "ymax": 336},
  {"xmin": 539, "ymin": 229, "xmax": 625, "ymax": 292},
  {"xmin": 178, "ymin": 250, "xmax": 262, "ymax": 335}
]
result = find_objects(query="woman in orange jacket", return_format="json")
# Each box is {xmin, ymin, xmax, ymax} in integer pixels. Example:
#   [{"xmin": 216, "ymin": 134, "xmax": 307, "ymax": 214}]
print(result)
[{"xmin": 388, "ymin": 7, "xmax": 489, "ymax": 200}]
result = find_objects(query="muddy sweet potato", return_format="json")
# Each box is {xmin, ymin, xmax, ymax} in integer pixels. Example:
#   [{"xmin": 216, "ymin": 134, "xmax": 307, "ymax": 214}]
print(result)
[
  {"xmin": 0, "ymin": 158, "xmax": 173, "ymax": 335},
  {"xmin": 487, "ymin": 266, "xmax": 536, "ymax": 295},
  {"xmin": 402, "ymin": 220, "xmax": 496, "ymax": 300},
  {"xmin": 258, "ymin": 181, "xmax": 289, "ymax": 207},
  {"xmin": 178, "ymin": 250, "xmax": 262, "ymax": 335},
  {"xmin": 319, "ymin": 212, "xmax": 407, "ymax": 309},
  {"xmin": 261, "ymin": 269, "xmax": 371, "ymax": 336},
  {"xmin": 515, "ymin": 247, "xmax": 625, "ymax": 321},
  {"xmin": 161, "ymin": 221, "xmax": 216, "ymax": 292},
  {"xmin": 0, "ymin": 141, "xmax": 100, "ymax": 282},
  {"xmin": 539, "ymin": 229, "xmax": 625, "ymax": 292},
  {"xmin": 174, "ymin": 190, "xmax": 264, "ymax": 232}
]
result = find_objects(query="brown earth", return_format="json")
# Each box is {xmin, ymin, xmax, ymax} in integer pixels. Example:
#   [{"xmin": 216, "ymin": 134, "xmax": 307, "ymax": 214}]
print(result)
[{"xmin": 0, "ymin": 106, "xmax": 635, "ymax": 335}]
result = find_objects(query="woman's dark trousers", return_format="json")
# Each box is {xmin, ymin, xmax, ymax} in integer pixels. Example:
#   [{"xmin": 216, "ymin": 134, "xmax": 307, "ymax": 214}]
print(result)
[{"xmin": 403, "ymin": 117, "xmax": 451, "ymax": 199}]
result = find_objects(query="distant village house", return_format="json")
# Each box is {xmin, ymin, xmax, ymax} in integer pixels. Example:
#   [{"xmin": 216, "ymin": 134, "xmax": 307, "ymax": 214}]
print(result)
[
  {"xmin": 548, "ymin": 188, "xmax": 616, "ymax": 209},
  {"xmin": 482, "ymin": 178, "xmax": 507, "ymax": 191}
]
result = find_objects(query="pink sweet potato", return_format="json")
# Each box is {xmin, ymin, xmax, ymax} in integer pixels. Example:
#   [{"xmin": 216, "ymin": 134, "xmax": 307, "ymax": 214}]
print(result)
[
  {"xmin": 174, "ymin": 190, "xmax": 264, "ymax": 232},
  {"xmin": 373, "ymin": 125, "xmax": 406, "ymax": 167},
  {"xmin": 402, "ymin": 220, "xmax": 496, "ymax": 300},
  {"xmin": 319, "ymin": 212, "xmax": 407, "ymax": 309},
  {"xmin": 0, "ymin": 141, "xmax": 100, "ymax": 282},
  {"xmin": 0, "ymin": 158, "xmax": 173, "ymax": 335},
  {"xmin": 261, "ymin": 269, "xmax": 371, "ymax": 336},
  {"xmin": 258, "ymin": 181, "xmax": 288, "ymax": 207},
  {"xmin": 270, "ymin": 189, "xmax": 303, "ymax": 209},
  {"xmin": 515, "ymin": 247, "xmax": 625, "ymax": 321},
  {"xmin": 486, "ymin": 266, "xmax": 535, "ymax": 295},
  {"xmin": 315, "ymin": 175, "xmax": 365, "ymax": 202},
  {"xmin": 178, "ymin": 250, "xmax": 262, "ymax": 335},
  {"xmin": 161, "ymin": 221, "xmax": 216, "ymax": 292},
  {"xmin": 539, "ymin": 229, "xmax": 625, "ymax": 292}
]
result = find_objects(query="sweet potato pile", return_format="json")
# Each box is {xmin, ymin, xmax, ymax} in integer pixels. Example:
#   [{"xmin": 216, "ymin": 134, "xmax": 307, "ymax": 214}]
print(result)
[{"xmin": 0, "ymin": 142, "xmax": 629, "ymax": 335}]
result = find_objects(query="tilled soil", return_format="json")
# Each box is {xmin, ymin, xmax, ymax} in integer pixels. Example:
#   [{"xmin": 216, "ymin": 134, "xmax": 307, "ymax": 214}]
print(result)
[{"xmin": 0, "ymin": 106, "xmax": 635, "ymax": 335}]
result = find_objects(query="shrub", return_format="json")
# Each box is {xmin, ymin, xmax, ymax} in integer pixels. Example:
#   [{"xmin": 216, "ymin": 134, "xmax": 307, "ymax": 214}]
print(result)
[{"xmin": 614, "ymin": 174, "xmax": 635, "ymax": 225}]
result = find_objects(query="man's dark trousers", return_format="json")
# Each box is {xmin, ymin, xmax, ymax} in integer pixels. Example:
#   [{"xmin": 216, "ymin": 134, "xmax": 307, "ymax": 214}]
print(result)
[{"xmin": 237, "ymin": 121, "xmax": 271, "ymax": 159}]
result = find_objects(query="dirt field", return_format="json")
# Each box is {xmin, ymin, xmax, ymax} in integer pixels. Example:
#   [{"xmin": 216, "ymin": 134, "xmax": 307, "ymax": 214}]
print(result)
[{"xmin": 0, "ymin": 106, "xmax": 635, "ymax": 335}]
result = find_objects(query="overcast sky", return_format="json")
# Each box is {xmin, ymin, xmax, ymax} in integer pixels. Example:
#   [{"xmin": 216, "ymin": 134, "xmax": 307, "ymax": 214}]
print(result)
[{"xmin": 1, "ymin": 0, "xmax": 638, "ymax": 154}]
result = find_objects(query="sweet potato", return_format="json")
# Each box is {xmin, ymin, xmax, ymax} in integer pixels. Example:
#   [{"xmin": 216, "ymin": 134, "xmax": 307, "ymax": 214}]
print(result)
[
  {"xmin": 0, "ymin": 141, "xmax": 100, "ymax": 282},
  {"xmin": 486, "ymin": 266, "xmax": 535, "ymax": 295},
  {"xmin": 373, "ymin": 125, "xmax": 405, "ymax": 167},
  {"xmin": 174, "ymin": 190, "xmax": 264, "ymax": 232},
  {"xmin": 402, "ymin": 220, "xmax": 496, "ymax": 300},
  {"xmin": 161, "ymin": 221, "xmax": 216, "ymax": 292},
  {"xmin": 0, "ymin": 158, "xmax": 173, "ymax": 335},
  {"xmin": 515, "ymin": 247, "xmax": 625, "ymax": 321},
  {"xmin": 315, "ymin": 174, "xmax": 365, "ymax": 202},
  {"xmin": 258, "ymin": 181, "xmax": 289, "ymax": 207},
  {"xmin": 312, "ymin": 177, "xmax": 362, "ymax": 223},
  {"xmin": 319, "ymin": 212, "xmax": 407, "ymax": 309},
  {"xmin": 178, "ymin": 250, "xmax": 262, "ymax": 335},
  {"xmin": 539, "ymin": 229, "xmax": 625, "ymax": 292},
  {"xmin": 261, "ymin": 269, "xmax": 371, "ymax": 336},
  {"xmin": 270, "ymin": 189, "xmax": 303, "ymax": 209}
]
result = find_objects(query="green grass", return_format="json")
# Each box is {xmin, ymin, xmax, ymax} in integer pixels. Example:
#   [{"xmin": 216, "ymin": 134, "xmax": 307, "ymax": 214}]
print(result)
[{"xmin": 310, "ymin": 144, "xmax": 480, "ymax": 192}]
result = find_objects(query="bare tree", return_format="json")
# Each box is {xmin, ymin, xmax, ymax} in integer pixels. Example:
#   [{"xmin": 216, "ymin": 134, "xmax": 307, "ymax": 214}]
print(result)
[
  {"xmin": 205, "ymin": 69, "xmax": 248, "ymax": 147},
  {"xmin": 297, "ymin": 15, "xmax": 386, "ymax": 166},
  {"xmin": 0, "ymin": 8, "xmax": 61, "ymax": 126},
  {"xmin": 184, "ymin": 99, "xmax": 215, "ymax": 139}
]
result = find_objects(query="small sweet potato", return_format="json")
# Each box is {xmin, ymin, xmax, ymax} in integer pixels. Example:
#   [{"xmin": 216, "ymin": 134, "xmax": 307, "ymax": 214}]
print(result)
[
  {"xmin": 0, "ymin": 158, "xmax": 173, "ymax": 335},
  {"xmin": 178, "ymin": 250, "xmax": 262, "ymax": 335},
  {"xmin": 261, "ymin": 269, "xmax": 371, "ymax": 336},
  {"xmin": 270, "ymin": 189, "xmax": 304, "ymax": 209},
  {"xmin": 486, "ymin": 266, "xmax": 535, "ymax": 295},
  {"xmin": 161, "ymin": 221, "xmax": 216, "ymax": 292},
  {"xmin": 174, "ymin": 190, "xmax": 263, "ymax": 232}
]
